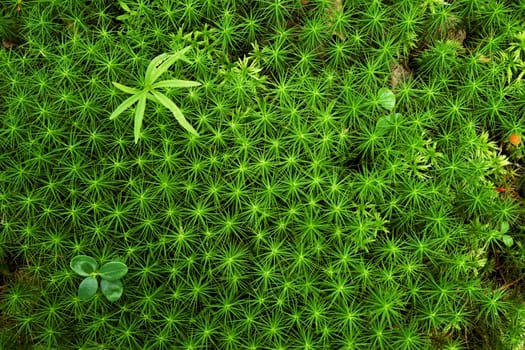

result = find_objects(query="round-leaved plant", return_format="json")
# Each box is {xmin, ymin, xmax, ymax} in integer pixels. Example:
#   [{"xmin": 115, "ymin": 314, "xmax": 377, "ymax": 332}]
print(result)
[{"xmin": 70, "ymin": 256, "xmax": 128, "ymax": 302}]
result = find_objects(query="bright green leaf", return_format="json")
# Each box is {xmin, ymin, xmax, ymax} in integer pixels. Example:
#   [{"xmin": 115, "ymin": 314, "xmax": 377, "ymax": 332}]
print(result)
[
  {"xmin": 152, "ymin": 79, "xmax": 201, "ymax": 89},
  {"xmin": 78, "ymin": 276, "xmax": 98, "ymax": 300},
  {"xmin": 70, "ymin": 256, "xmax": 98, "ymax": 276},
  {"xmin": 150, "ymin": 47, "xmax": 192, "ymax": 84},
  {"xmin": 133, "ymin": 92, "xmax": 147, "ymax": 143},
  {"xmin": 149, "ymin": 55, "xmax": 179, "ymax": 84},
  {"xmin": 101, "ymin": 279, "xmax": 124, "ymax": 302},
  {"xmin": 145, "ymin": 53, "xmax": 171, "ymax": 85},
  {"xmin": 111, "ymin": 50, "xmax": 199, "ymax": 143},
  {"xmin": 376, "ymin": 115, "xmax": 392, "ymax": 133},
  {"xmin": 502, "ymin": 235, "xmax": 514, "ymax": 247},
  {"xmin": 378, "ymin": 88, "xmax": 396, "ymax": 110},
  {"xmin": 112, "ymin": 82, "xmax": 141, "ymax": 95},
  {"xmin": 392, "ymin": 112, "xmax": 403, "ymax": 123},
  {"xmin": 109, "ymin": 93, "xmax": 141, "ymax": 120},
  {"xmin": 477, "ymin": 258, "xmax": 487, "ymax": 268},
  {"xmin": 151, "ymin": 90, "xmax": 199, "ymax": 136},
  {"xmin": 376, "ymin": 113, "xmax": 402, "ymax": 134},
  {"xmin": 119, "ymin": 0, "xmax": 131, "ymax": 12},
  {"xmin": 99, "ymin": 262, "xmax": 128, "ymax": 281},
  {"xmin": 501, "ymin": 221, "xmax": 510, "ymax": 234},
  {"xmin": 146, "ymin": 93, "xmax": 160, "ymax": 104}
]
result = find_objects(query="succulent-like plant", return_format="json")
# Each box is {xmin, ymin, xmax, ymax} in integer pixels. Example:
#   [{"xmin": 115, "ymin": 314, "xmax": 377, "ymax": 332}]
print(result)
[{"xmin": 70, "ymin": 255, "xmax": 128, "ymax": 302}]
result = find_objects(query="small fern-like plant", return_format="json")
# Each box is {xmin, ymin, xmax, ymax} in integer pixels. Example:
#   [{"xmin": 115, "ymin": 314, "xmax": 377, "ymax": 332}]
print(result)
[{"xmin": 110, "ymin": 47, "xmax": 201, "ymax": 143}]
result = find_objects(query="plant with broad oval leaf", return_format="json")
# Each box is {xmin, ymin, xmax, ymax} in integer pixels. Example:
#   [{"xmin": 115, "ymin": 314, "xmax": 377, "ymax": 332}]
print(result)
[
  {"xmin": 378, "ymin": 87, "xmax": 396, "ymax": 111},
  {"xmin": 70, "ymin": 255, "xmax": 128, "ymax": 302},
  {"xmin": 110, "ymin": 46, "xmax": 201, "ymax": 143}
]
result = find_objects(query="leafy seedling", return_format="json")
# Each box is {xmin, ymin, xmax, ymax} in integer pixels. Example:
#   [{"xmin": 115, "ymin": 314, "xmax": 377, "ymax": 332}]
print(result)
[
  {"xmin": 376, "ymin": 88, "xmax": 399, "ymax": 135},
  {"xmin": 482, "ymin": 221, "xmax": 514, "ymax": 251},
  {"xmin": 498, "ymin": 222, "xmax": 514, "ymax": 248},
  {"xmin": 376, "ymin": 112, "xmax": 403, "ymax": 136},
  {"xmin": 110, "ymin": 47, "xmax": 201, "ymax": 143},
  {"xmin": 71, "ymin": 255, "xmax": 128, "ymax": 302}
]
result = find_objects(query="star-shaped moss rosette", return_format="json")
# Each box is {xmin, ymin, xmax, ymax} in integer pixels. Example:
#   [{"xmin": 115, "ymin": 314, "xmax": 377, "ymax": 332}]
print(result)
[{"xmin": 110, "ymin": 47, "xmax": 201, "ymax": 143}]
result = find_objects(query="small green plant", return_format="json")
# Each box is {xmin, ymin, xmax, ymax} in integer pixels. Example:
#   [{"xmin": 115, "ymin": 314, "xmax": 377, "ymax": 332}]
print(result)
[
  {"xmin": 70, "ymin": 255, "xmax": 128, "ymax": 302},
  {"xmin": 110, "ymin": 47, "xmax": 201, "ymax": 143},
  {"xmin": 375, "ymin": 88, "xmax": 402, "ymax": 135},
  {"xmin": 501, "ymin": 30, "xmax": 525, "ymax": 84},
  {"xmin": 484, "ymin": 221, "xmax": 514, "ymax": 250},
  {"xmin": 116, "ymin": 1, "xmax": 138, "ymax": 22},
  {"xmin": 378, "ymin": 87, "xmax": 396, "ymax": 111}
]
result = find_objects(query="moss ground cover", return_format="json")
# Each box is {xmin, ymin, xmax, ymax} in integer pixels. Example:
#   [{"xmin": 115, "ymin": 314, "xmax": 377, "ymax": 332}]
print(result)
[{"xmin": 1, "ymin": 0, "xmax": 525, "ymax": 349}]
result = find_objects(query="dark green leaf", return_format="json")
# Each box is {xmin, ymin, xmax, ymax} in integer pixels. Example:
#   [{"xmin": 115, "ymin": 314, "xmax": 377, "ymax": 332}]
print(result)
[
  {"xmin": 70, "ymin": 256, "xmax": 98, "ymax": 276},
  {"xmin": 78, "ymin": 276, "xmax": 98, "ymax": 300},
  {"xmin": 101, "ymin": 279, "xmax": 124, "ymax": 302},
  {"xmin": 99, "ymin": 262, "xmax": 128, "ymax": 281}
]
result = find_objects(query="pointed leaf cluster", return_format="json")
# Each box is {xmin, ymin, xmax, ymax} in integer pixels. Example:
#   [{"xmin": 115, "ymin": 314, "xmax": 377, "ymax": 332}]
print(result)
[{"xmin": 110, "ymin": 47, "xmax": 200, "ymax": 143}]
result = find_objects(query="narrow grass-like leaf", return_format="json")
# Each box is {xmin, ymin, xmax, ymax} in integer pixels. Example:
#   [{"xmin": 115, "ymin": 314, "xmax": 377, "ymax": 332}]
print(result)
[
  {"xmin": 150, "ymin": 47, "xmax": 191, "ymax": 83},
  {"xmin": 112, "ymin": 82, "xmax": 141, "ymax": 95},
  {"xmin": 99, "ymin": 262, "xmax": 128, "ymax": 281},
  {"xmin": 147, "ymin": 93, "xmax": 160, "ymax": 104},
  {"xmin": 150, "ymin": 90, "xmax": 198, "ymax": 136},
  {"xmin": 119, "ymin": 0, "xmax": 131, "ymax": 12},
  {"xmin": 150, "ymin": 55, "xmax": 178, "ymax": 84},
  {"xmin": 78, "ymin": 276, "xmax": 98, "ymax": 300},
  {"xmin": 70, "ymin": 256, "xmax": 98, "ymax": 276},
  {"xmin": 152, "ymin": 79, "xmax": 201, "ymax": 89},
  {"xmin": 145, "ymin": 53, "xmax": 171, "ymax": 85},
  {"xmin": 134, "ymin": 92, "xmax": 148, "ymax": 143},
  {"xmin": 109, "ymin": 93, "xmax": 141, "ymax": 120},
  {"xmin": 101, "ymin": 279, "xmax": 124, "ymax": 302}
]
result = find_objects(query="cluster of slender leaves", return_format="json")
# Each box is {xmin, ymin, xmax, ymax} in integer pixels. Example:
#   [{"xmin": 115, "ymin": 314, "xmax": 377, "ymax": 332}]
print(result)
[{"xmin": 110, "ymin": 47, "xmax": 201, "ymax": 143}]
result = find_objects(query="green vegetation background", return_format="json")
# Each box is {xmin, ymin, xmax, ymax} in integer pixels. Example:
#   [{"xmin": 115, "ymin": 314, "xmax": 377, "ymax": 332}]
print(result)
[{"xmin": 1, "ymin": 0, "xmax": 525, "ymax": 349}]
